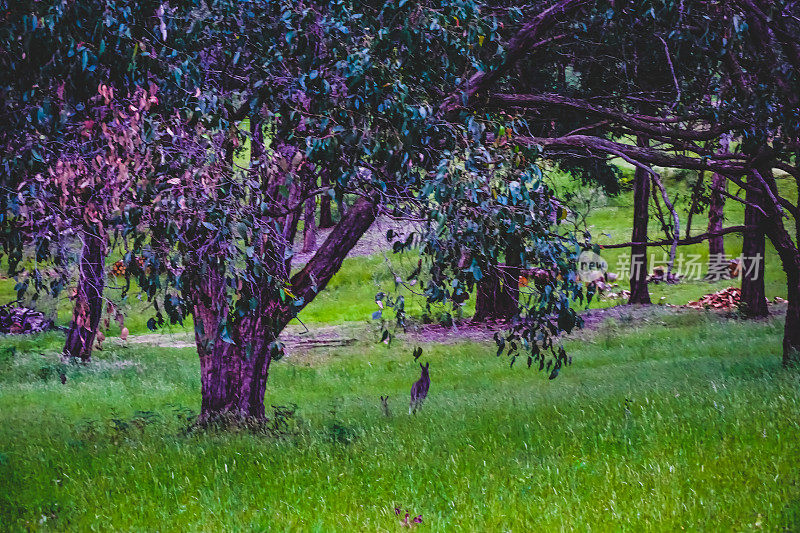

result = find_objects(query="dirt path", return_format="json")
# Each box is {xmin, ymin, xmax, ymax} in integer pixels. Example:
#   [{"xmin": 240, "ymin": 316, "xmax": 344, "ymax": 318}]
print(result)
[
  {"xmin": 117, "ymin": 303, "xmax": 764, "ymax": 353},
  {"xmin": 113, "ymin": 322, "xmax": 375, "ymax": 351},
  {"xmin": 113, "ymin": 210, "xmax": 787, "ymax": 353}
]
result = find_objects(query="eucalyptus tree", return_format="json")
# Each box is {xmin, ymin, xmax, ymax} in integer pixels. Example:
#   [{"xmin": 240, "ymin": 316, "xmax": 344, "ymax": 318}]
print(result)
[
  {"xmin": 447, "ymin": 0, "xmax": 800, "ymax": 364},
  {"xmin": 105, "ymin": 0, "xmax": 585, "ymax": 419},
  {"xmin": 0, "ymin": 0, "xmax": 175, "ymax": 360}
]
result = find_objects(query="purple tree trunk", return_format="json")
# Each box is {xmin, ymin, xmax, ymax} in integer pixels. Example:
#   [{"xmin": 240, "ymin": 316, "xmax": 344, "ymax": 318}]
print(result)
[
  {"xmin": 751, "ymin": 168, "xmax": 799, "ymax": 365},
  {"xmin": 473, "ymin": 263, "xmax": 519, "ymax": 322},
  {"xmin": 192, "ymin": 270, "xmax": 274, "ymax": 419},
  {"xmin": 319, "ymin": 173, "xmax": 335, "ymax": 228},
  {"xmin": 63, "ymin": 229, "xmax": 105, "ymax": 362},
  {"xmin": 707, "ymin": 170, "xmax": 727, "ymax": 273},
  {"xmin": 628, "ymin": 138, "xmax": 651, "ymax": 304},
  {"xmin": 777, "ymin": 243, "xmax": 800, "ymax": 366},
  {"xmin": 302, "ymin": 196, "xmax": 317, "ymax": 253},
  {"xmin": 740, "ymin": 175, "xmax": 768, "ymax": 317},
  {"xmin": 196, "ymin": 196, "xmax": 378, "ymax": 420}
]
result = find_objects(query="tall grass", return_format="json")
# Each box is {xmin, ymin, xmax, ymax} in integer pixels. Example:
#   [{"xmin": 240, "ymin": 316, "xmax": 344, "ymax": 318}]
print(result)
[{"xmin": 1, "ymin": 311, "xmax": 798, "ymax": 530}]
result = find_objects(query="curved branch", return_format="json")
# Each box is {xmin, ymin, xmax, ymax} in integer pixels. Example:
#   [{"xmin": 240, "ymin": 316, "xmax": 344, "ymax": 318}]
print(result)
[
  {"xmin": 601, "ymin": 225, "xmax": 751, "ymax": 249},
  {"xmin": 489, "ymin": 93, "xmax": 735, "ymax": 141},
  {"xmin": 283, "ymin": 194, "xmax": 378, "ymax": 329},
  {"xmin": 442, "ymin": 0, "xmax": 590, "ymax": 110},
  {"xmin": 515, "ymin": 134, "xmax": 749, "ymax": 174}
]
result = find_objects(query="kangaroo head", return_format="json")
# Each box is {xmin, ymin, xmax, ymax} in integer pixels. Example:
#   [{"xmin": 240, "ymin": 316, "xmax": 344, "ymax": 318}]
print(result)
[{"xmin": 420, "ymin": 362, "xmax": 429, "ymax": 377}]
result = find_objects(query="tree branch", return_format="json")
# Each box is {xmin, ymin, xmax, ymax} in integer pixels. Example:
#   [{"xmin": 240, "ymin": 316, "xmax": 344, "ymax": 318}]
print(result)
[
  {"xmin": 442, "ymin": 0, "xmax": 590, "ymax": 110},
  {"xmin": 514, "ymin": 134, "xmax": 749, "ymax": 174},
  {"xmin": 489, "ymin": 93, "xmax": 734, "ymax": 141},
  {"xmin": 283, "ymin": 194, "xmax": 378, "ymax": 328},
  {"xmin": 601, "ymin": 225, "xmax": 751, "ymax": 249}
]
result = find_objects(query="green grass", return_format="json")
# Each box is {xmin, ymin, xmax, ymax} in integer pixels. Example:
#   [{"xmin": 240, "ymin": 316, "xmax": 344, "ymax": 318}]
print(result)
[
  {"xmin": 1, "ymin": 312, "xmax": 799, "ymax": 531},
  {"xmin": 551, "ymin": 166, "xmax": 796, "ymax": 307},
  {"xmin": 0, "ymin": 251, "xmax": 462, "ymax": 336},
  {"xmin": 0, "ymin": 254, "xmax": 402, "ymax": 335}
]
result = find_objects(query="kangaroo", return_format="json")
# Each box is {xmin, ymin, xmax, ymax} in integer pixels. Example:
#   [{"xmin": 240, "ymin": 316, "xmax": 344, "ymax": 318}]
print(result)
[
  {"xmin": 409, "ymin": 362, "xmax": 430, "ymax": 414},
  {"xmin": 380, "ymin": 395, "xmax": 391, "ymax": 417}
]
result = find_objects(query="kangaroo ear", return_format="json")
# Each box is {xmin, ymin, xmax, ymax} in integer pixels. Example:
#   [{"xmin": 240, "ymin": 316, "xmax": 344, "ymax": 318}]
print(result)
[
  {"xmin": 419, "ymin": 362, "xmax": 424, "ymax": 369},
  {"xmin": 425, "ymin": 362, "xmax": 429, "ymax": 369}
]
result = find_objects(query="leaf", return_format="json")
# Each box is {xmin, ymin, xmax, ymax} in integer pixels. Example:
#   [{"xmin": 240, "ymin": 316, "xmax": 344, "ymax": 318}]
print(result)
[{"xmin": 220, "ymin": 324, "xmax": 235, "ymax": 345}]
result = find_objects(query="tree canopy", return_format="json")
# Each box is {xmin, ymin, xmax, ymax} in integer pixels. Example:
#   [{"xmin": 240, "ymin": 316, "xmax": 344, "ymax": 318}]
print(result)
[{"xmin": 2, "ymin": 0, "xmax": 798, "ymax": 419}]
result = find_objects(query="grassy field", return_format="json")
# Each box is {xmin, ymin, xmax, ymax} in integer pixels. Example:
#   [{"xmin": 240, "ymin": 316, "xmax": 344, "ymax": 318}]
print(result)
[
  {"xmin": 1, "ymin": 310, "xmax": 799, "ymax": 531},
  {"xmin": 1, "ymin": 164, "xmax": 798, "ymax": 531}
]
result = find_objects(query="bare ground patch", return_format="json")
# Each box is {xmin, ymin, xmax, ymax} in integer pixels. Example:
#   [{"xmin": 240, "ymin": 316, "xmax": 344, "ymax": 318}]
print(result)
[{"xmin": 115, "ymin": 302, "xmax": 788, "ymax": 354}]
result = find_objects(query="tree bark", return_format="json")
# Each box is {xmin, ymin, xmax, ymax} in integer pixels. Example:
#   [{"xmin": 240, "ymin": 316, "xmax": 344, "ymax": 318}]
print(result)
[
  {"xmin": 443, "ymin": 0, "xmax": 591, "ymax": 111},
  {"xmin": 740, "ymin": 175, "xmax": 768, "ymax": 317},
  {"xmin": 290, "ymin": 195, "xmax": 377, "ymax": 307},
  {"xmin": 750, "ymin": 168, "xmax": 800, "ymax": 365},
  {"xmin": 302, "ymin": 195, "xmax": 317, "ymax": 253},
  {"xmin": 195, "ymin": 195, "xmax": 378, "ymax": 420},
  {"xmin": 777, "ymin": 244, "xmax": 800, "ymax": 366},
  {"xmin": 336, "ymin": 196, "xmax": 346, "ymax": 220},
  {"xmin": 707, "ymin": 138, "xmax": 730, "ymax": 278},
  {"xmin": 628, "ymin": 138, "xmax": 651, "ymax": 304},
  {"xmin": 191, "ymin": 269, "xmax": 275, "ymax": 419},
  {"xmin": 63, "ymin": 229, "xmax": 105, "ymax": 362},
  {"xmin": 707, "ymin": 170, "xmax": 728, "ymax": 277},
  {"xmin": 473, "ymin": 263, "xmax": 519, "ymax": 322},
  {"xmin": 761, "ymin": 217, "xmax": 800, "ymax": 367}
]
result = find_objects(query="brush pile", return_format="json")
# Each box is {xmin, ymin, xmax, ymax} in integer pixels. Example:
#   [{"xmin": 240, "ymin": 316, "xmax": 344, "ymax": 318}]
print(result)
[
  {"xmin": 685, "ymin": 287, "xmax": 741, "ymax": 310},
  {"xmin": 0, "ymin": 303, "xmax": 55, "ymax": 334}
]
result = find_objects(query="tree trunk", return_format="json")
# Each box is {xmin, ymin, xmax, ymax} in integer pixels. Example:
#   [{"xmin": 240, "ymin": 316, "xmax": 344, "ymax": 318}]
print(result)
[
  {"xmin": 64, "ymin": 229, "xmax": 105, "ymax": 362},
  {"xmin": 195, "ymin": 195, "xmax": 378, "ymax": 420},
  {"xmin": 751, "ymin": 168, "xmax": 800, "ymax": 365},
  {"xmin": 302, "ymin": 195, "xmax": 317, "ymax": 253},
  {"xmin": 336, "ymin": 196, "xmax": 346, "ymax": 220},
  {"xmin": 628, "ymin": 138, "xmax": 651, "ymax": 304},
  {"xmin": 192, "ymin": 270, "xmax": 274, "ymax": 420},
  {"xmin": 740, "ymin": 176, "xmax": 768, "ymax": 317},
  {"xmin": 780, "ymin": 252, "xmax": 800, "ymax": 366},
  {"xmin": 761, "ymin": 210, "xmax": 800, "ymax": 365},
  {"xmin": 319, "ymin": 173, "xmax": 335, "ymax": 228},
  {"xmin": 706, "ymin": 170, "xmax": 728, "ymax": 278},
  {"xmin": 473, "ymin": 263, "xmax": 519, "ymax": 322},
  {"xmin": 707, "ymin": 139, "xmax": 730, "ymax": 278}
]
